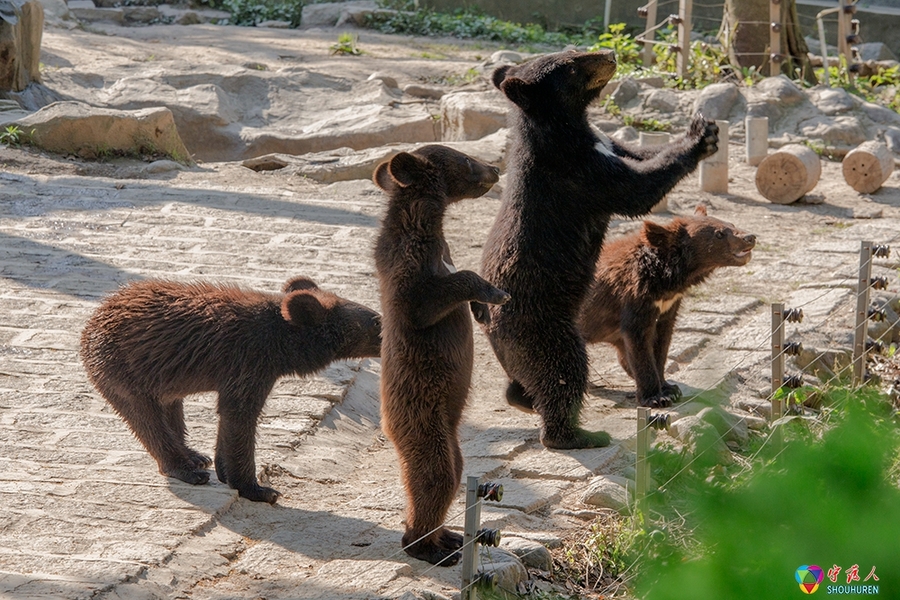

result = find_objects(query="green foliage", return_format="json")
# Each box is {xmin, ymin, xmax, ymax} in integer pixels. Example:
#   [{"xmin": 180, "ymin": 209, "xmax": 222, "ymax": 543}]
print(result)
[
  {"xmin": 638, "ymin": 388, "xmax": 900, "ymax": 600},
  {"xmin": 368, "ymin": 1, "xmax": 619, "ymax": 48},
  {"xmin": 222, "ymin": 0, "xmax": 303, "ymax": 27},
  {"xmin": 330, "ymin": 32, "xmax": 362, "ymax": 56},
  {"xmin": 367, "ymin": 2, "xmax": 573, "ymax": 47},
  {"xmin": 588, "ymin": 22, "xmax": 640, "ymax": 65},
  {"xmin": 650, "ymin": 27, "xmax": 730, "ymax": 89},
  {"xmin": 0, "ymin": 125, "xmax": 25, "ymax": 146}
]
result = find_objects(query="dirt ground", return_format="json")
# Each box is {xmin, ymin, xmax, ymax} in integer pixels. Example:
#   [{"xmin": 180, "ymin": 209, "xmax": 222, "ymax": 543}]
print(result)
[{"xmin": 1, "ymin": 20, "xmax": 900, "ymax": 600}]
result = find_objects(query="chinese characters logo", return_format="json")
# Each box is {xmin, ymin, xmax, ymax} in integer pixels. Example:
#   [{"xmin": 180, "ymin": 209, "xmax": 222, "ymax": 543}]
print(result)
[{"xmin": 796, "ymin": 564, "xmax": 879, "ymax": 594}]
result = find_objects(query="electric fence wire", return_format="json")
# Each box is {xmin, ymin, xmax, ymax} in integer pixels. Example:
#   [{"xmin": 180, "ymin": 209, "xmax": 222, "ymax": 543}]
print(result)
[
  {"xmin": 361, "ymin": 497, "xmax": 499, "ymax": 598},
  {"xmin": 330, "ymin": 496, "xmax": 483, "ymax": 588}
]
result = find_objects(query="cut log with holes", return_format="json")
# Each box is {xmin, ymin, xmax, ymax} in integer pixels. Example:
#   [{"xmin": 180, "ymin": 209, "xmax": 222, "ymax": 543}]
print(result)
[
  {"xmin": 755, "ymin": 144, "xmax": 821, "ymax": 204},
  {"xmin": 842, "ymin": 141, "xmax": 894, "ymax": 194}
]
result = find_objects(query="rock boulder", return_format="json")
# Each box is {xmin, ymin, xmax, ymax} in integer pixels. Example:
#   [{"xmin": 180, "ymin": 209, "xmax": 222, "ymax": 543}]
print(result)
[{"xmin": 14, "ymin": 101, "xmax": 192, "ymax": 163}]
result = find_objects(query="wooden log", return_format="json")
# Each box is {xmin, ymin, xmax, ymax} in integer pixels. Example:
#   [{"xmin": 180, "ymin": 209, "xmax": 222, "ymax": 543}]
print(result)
[
  {"xmin": 842, "ymin": 141, "xmax": 894, "ymax": 194},
  {"xmin": 700, "ymin": 120, "xmax": 729, "ymax": 194},
  {"xmin": 755, "ymin": 144, "xmax": 820, "ymax": 204},
  {"xmin": 745, "ymin": 116, "xmax": 768, "ymax": 166},
  {"xmin": 640, "ymin": 132, "xmax": 672, "ymax": 212}
]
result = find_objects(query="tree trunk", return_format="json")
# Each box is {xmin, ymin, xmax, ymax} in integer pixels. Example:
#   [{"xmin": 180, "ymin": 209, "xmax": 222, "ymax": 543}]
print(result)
[
  {"xmin": 0, "ymin": 0, "xmax": 43, "ymax": 93},
  {"xmin": 722, "ymin": 0, "xmax": 816, "ymax": 85}
]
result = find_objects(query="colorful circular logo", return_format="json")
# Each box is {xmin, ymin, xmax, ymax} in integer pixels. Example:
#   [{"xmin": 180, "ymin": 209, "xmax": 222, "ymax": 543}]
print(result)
[{"xmin": 796, "ymin": 565, "xmax": 824, "ymax": 594}]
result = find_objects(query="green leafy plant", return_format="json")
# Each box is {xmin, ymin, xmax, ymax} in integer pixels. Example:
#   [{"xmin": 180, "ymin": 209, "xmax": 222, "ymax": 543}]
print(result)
[
  {"xmin": 330, "ymin": 32, "xmax": 362, "ymax": 56},
  {"xmin": 222, "ymin": 0, "xmax": 304, "ymax": 27},
  {"xmin": 638, "ymin": 388, "xmax": 900, "ymax": 600},
  {"xmin": 367, "ymin": 1, "xmax": 589, "ymax": 48},
  {"xmin": 0, "ymin": 125, "xmax": 24, "ymax": 146},
  {"xmin": 588, "ymin": 22, "xmax": 641, "ymax": 65}
]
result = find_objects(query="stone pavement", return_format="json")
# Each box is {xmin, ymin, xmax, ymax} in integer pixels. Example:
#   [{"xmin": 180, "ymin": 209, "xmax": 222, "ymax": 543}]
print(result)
[{"xmin": 1, "ymin": 147, "xmax": 899, "ymax": 599}]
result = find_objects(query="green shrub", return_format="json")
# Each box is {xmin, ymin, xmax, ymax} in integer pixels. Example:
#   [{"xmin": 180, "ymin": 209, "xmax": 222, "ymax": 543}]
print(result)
[
  {"xmin": 222, "ymin": 0, "xmax": 304, "ymax": 27},
  {"xmin": 639, "ymin": 388, "xmax": 900, "ymax": 600}
]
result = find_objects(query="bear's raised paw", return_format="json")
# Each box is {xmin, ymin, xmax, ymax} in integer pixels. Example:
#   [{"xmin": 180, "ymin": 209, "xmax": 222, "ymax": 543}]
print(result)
[{"xmin": 689, "ymin": 114, "xmax": 719, "ymax": 161}]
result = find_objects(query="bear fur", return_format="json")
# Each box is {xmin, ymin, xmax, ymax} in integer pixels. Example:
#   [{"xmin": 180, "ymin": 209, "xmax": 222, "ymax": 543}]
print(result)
[
  {"xmin": 80, "ymin": 277, "xmax": 381, "ymax": 504},
  {"xmin": 373, "ymin": 145, "xmax": 510, "ymax": 566},
  {"xmin": 578, "ymin": 205, "xmax": 756, "ymax": 407},
  {"xmin": 478, "ymin": 50, "xmax": 719, "ymax": 449}
]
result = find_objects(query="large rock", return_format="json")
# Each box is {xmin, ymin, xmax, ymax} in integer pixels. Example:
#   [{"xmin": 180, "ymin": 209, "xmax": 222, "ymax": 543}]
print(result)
[
  {"xmin": 811, "ymin": 87, "xmax": 857, "ymax": 115},
  {"xmin": 610, "ymin": 76, "xmax": 640, "ymax": 106},
  {"xmin": 36, "ymin": 0, "xmax": 72, "ymax": 24},
  {"xmin": 499, "ymin": 536, "xmax": 552, "ymax": 571},
  {"xmin": 754, "ymin": 75, "xmax": 807, "ymax": 106},
  {"xmin": 67, "ymin": 66, "xmax": 441, "ymax": 162},
  {"xmin": 798, "ymin": 115, "xmax": 868, "ymax": 150},
  {"xmin": 440, "ymin": 90, "xmax": 508, "ymax": 142},
  {"xmin": 14, "ymin": 101, "xmax": 192, "ymax": 163},
  {"xmin": 692, "ymin": 82, "xmax": 740, "ymax": 121},
  {"xmin": 669, "ymin": 414, "xmax": 734, "ymax": 464},
  {"xmin": 581, "ymin": 475, "xmax": 631, "ymax": 511},
  {"xmin": 241, "ymin": 129, "xmax": 508, "ymax": 183},
  {"xmin": 0, "ymin": 0, "xmax": 43, "ymax": 93},
  {"xmin": 478, "ymin": 547, "xmax": 528, "ymax": 592},
  {"xmin": 300, "ymin": 1, "xmax": 377, "ymax": 27},
  {"xmin": 858, "ymin": 42, "xmax": 898, "ymax": 62},
  {"xmin": 644, "ymin": 88, "xmax": 679, "ymax": 113}
]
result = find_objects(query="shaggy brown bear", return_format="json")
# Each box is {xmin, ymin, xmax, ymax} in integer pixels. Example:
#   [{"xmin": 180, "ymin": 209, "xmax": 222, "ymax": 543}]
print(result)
[
  {"xmin": 578, "ymin": 205, "xmax": 756, "ymax": 407},
  {"xmin": 478, "ymin": 49, "xmax": 719, "ymax": 449},
  {"xmin": 374, "ymin": 145, "xmax": 509, "ymax": 566},
  {"xmin": 80, "ymin": 277, "xmax": 381, "ymax": 504}
]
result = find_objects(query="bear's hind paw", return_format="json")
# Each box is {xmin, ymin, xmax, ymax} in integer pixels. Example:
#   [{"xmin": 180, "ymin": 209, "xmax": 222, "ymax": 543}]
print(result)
[
  {"xmin": 541, "ymin": 428, "xmax": 611, "ymax": 449},
  {"xmin": 164, "ymin": 465, "xmax": 210, "ymax": 486},
  {"xmin": 238, "ymin": 484, "xmax": 281, "ymax": 504}
]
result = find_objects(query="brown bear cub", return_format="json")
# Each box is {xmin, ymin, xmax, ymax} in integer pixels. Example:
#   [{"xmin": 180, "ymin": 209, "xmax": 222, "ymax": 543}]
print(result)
[
  {"xmin": 374, "ymin": 145, "xmax": 510, "ymax": 566},
  {"xmin": 578, "ymin": 205, "xmax": 756, "ymax": 407},
  {"xmin": 80, "ymin": 277, "xmax": 381, "ymax": 504},
  {"xmin": 478, "ymin": 50, "xmax": 719, "ymax": 449}
]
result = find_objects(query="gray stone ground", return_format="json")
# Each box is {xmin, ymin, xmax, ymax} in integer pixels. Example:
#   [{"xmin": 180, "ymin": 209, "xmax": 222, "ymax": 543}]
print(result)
[{"xmin": 2, "ymin": 22, "xmax": 900, "ymax": 600}]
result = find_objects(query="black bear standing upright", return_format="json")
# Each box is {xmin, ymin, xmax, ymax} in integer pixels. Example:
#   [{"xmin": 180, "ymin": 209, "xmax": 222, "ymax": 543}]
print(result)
[
  {"xmin": 478, "ymin": 49, "xmax": 719, "ymax": 449},
  {"xmin": 374, "ymin": 145, "xmax": 510, "ymax": 566},
  {"xmin": 578, "ymin": 205, "xmax": 757, "ymax": 407},
  {"xmin": 81, "ymin": 277, "xmax": 382, "ymax": 504}
]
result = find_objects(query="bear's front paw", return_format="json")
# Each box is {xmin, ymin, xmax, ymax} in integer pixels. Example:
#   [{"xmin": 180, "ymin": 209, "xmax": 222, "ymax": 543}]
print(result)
[
  {"xmin": 640, "ymin": 393, "xmax": 673, "ymax": 408},
  {"xmin": 487, "ymin": 288, "xmax": 511, "ymax": 306},
  {"xmin": 661, "ymin": 382, "xmax": 683, "ymax": 403},
  {"xmin": 689, "ymin": 113, "xmax": 719, "ymax": 161}
]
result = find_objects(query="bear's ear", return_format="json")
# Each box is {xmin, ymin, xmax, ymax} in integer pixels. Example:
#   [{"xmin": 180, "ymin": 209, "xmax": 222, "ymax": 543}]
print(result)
[
  {"xmin": 642, "ymin": 220, "xmax": 673, "ymax": 248},
  {"xmin": 373, "ymin": 161, "xmax": 399, "ymax": 193},
  {"xmin": 499, "ymin": 77, "xmax": 531, "ymax": 111},
  {"xmin": 387, "ymin": 152, "xmax": 426, "ymax": 188},
  {"xmin": 282, "ymin": 290, "xmax": 329, "ymax": 329},
  {"xmin": 492, "ymin": 64, "xmax": 512, "ymax": 89},
  {"xmin": 694, "ymin": 204, "xmax": 708, "ymax": 217},
  {"xmin": 282, "ymin": 276, "xmax": 319, "ymax": 293}
]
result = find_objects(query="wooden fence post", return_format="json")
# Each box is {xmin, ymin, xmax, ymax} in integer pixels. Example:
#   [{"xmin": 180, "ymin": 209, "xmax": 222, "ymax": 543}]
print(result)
[{"xmin": 676, "ymin": 0, "xmax": 692, "ymax": 79}]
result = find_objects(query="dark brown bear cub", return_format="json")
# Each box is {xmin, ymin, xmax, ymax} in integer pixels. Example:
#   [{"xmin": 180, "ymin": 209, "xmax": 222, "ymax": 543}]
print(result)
[
  {"xmin": 578, "ymin": 205, "xmax": 756, "ymax": 407},
  {"xmin": 479, "ymin": 50, "xmax": 719, "ymax": 449},
  {"xmin": 80, "ymin": 277, "xmax": 381, "ymax": 504},
  {"xmin": 374, "ymin": 145, "xmax": 509, "ymax": 566}
]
